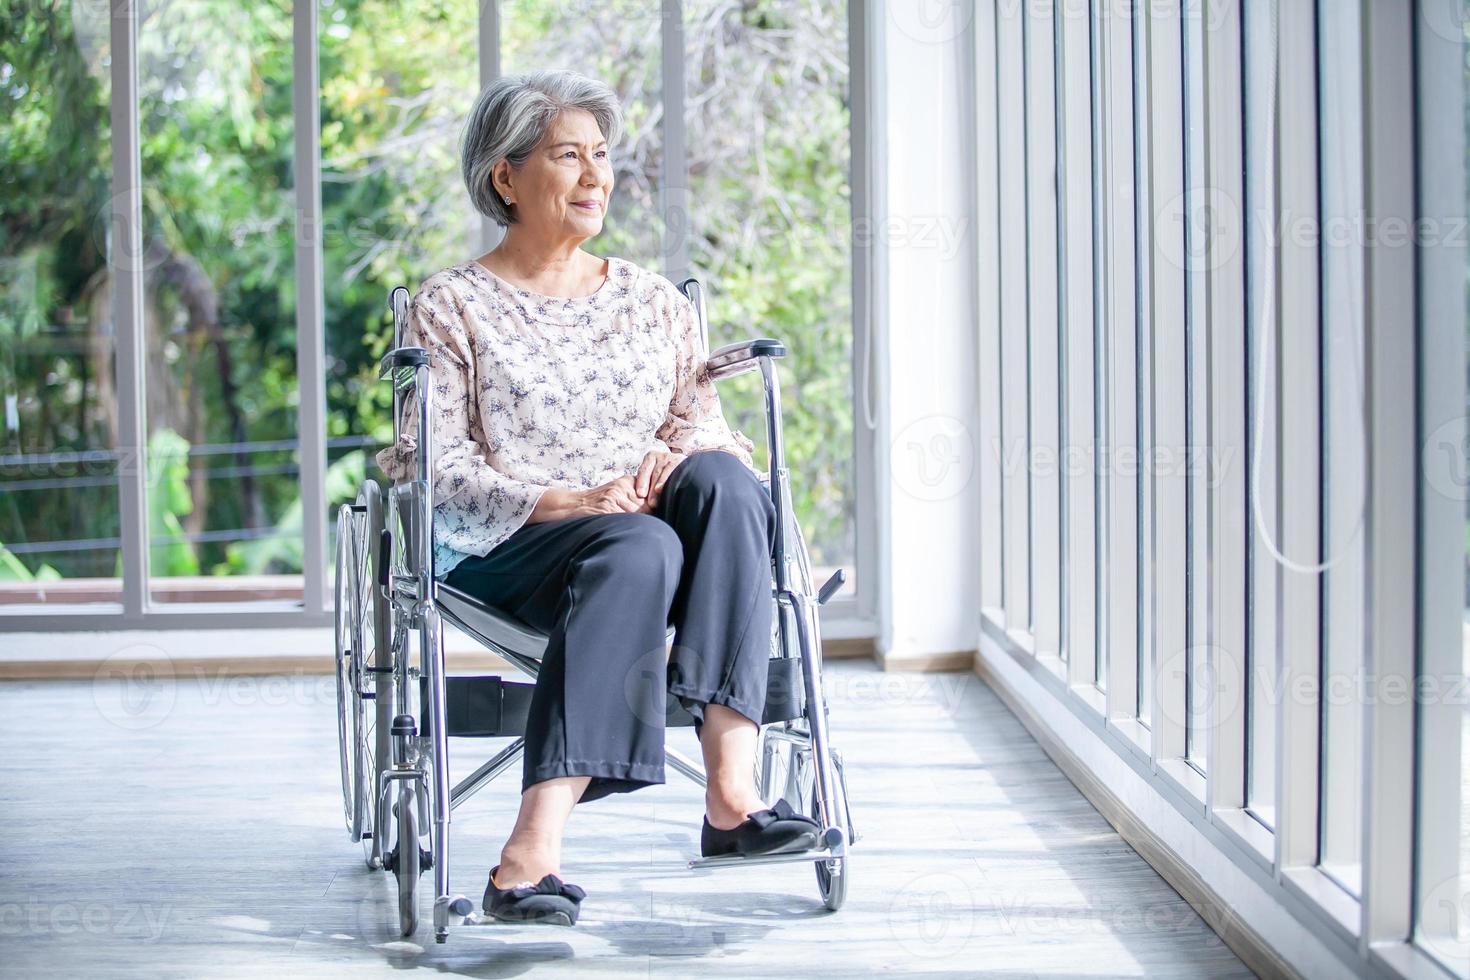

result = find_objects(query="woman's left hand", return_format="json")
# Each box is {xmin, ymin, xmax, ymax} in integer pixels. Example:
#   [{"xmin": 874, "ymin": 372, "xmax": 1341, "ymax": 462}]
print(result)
[{"xmin": 633, "ymin": 449, "xmax": 685, "ymax": 508}]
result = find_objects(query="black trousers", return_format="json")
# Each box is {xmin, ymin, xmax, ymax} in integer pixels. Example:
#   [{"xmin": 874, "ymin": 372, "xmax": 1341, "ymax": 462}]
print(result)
[{"xmin": 443, "ymin": 449, "xmax": 777, "ymax": 805}]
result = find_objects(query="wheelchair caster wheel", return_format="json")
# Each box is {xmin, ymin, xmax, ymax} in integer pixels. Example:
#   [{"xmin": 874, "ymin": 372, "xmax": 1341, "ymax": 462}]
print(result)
[
  {"xmin": 395, "ymin": 787, "xmax": 421, "ymax": 936},
  {"xmin": 814, "ymin": 837, "xmax": 847, "ymax": 911},
  {"xmin": 813, "ymin": 757, "xmax": 851, "ymax": 911}
]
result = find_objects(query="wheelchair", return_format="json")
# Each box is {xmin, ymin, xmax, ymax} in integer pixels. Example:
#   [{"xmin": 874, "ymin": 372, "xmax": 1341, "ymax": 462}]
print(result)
[{"xmin": 333, "ymin": 276, "xmax": 857, "ymax": 943}]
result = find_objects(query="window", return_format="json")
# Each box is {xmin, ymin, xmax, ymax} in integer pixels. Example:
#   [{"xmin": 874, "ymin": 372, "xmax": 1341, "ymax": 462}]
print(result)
[
  {"xmin": 0, "ymin": 2, "xmax": 120, "ymax": 609},
  {"xmin": 0, "ymin": 0, "xmax": 869, "ymax": 631},
  {"xmin": 977, "ymin": 1, "xmax": 1465, "ymax": 974}
]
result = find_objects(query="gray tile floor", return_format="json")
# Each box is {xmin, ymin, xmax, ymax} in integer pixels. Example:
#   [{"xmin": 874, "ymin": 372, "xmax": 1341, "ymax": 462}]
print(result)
[{"xmin": 0, "ymin": 658, "xmax": 1253, "ymax": 978}]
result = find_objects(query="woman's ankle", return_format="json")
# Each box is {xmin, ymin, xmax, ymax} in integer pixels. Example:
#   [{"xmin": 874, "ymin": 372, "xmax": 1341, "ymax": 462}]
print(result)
[
  {"xmin": 495, "ymin": 844, "xmax": 560, "ymax": 886},
  {"xmin": 705, "ymin": 788, "xmax": 768, "ymax": 830}
]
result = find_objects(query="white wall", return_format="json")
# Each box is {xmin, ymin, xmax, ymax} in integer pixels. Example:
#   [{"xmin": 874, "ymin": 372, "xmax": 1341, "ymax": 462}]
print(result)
[{"xmin": 875, "ymin": 2, "xmax": 981, "ymax": 667}]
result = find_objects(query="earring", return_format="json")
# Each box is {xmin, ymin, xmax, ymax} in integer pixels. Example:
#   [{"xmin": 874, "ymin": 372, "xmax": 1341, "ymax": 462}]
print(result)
[{"xmin": 502, "ymin": 196, "xmax": 511, "ymax": 205}]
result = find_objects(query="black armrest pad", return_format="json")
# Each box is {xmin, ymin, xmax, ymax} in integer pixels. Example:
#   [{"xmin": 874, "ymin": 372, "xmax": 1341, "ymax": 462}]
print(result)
[
  {"xmin": 382, "ymin": 346, "xmax": 429, "ymax": 368},
  {"xmin": 379, "ymin": 346, "xmax": 429, "ymax": 382},
  {"xmin": 709, "ymin": 337, "xmax": 786, "ymax": 361},
  {"xmin": 707, "ymin": 337, "xmax": 786, "ymax": 381}
]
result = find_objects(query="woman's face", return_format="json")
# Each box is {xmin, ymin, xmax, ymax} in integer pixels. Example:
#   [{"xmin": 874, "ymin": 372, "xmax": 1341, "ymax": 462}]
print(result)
[{"xmin": 497, "ymin": 108, "xmax": 614, "ymax": 242}]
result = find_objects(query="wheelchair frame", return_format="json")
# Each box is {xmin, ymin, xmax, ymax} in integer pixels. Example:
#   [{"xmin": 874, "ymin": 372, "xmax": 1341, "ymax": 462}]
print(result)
[{"xmin": 333, "ymin": 276, "xmax": 856, "ymax": 943}]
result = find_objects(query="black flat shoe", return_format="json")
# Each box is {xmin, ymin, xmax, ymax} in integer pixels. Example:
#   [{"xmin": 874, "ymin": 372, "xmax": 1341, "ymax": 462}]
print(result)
[
  {"xmin": 701, "ymin": 798, "xmax": 822, "ymax": 858},
  {"xmin": 482, "ymin": 865, "xmax": 587, "ymax": 926}
]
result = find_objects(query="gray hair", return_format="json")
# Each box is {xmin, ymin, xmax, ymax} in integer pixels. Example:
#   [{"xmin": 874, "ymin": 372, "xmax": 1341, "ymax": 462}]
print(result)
[{"xmin": 461, "ymin": 70, "xmax": 624, "ymax": 226}]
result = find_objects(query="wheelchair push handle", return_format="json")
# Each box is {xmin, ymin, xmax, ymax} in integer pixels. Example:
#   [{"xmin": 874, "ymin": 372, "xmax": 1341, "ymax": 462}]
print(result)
[
  {"xmin": 379, "ymin": 288, "xmax": 437, "ymax": 563},
  {"xmin": 390, "ymin": 286, "xmax": 411, "ymax": 346},
  {"xmin": 380, "ymin": 285, "xmax": 426, "ymax": 383}
]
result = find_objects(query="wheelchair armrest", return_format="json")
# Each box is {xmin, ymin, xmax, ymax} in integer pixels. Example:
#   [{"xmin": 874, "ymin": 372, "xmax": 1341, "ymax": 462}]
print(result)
[
  {"xmin": 706, "ymin": 337, "xmax": 786, "ymax": 382},
  {"xmin": 379, "ymin": 345, "xmax": 429, "ymax": 384}
]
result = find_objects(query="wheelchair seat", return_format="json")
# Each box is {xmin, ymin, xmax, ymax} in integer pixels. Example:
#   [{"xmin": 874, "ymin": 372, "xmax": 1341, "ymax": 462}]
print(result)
[{"xmin": 436, "ymin": 581, "xmax": 675, "ymax": 661}]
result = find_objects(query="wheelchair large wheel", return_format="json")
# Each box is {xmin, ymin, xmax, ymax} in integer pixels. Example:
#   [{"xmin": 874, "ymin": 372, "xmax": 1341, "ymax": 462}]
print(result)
[{"xmin": 334, "ymin": 482, "xmax": 385, "ymax": 865}]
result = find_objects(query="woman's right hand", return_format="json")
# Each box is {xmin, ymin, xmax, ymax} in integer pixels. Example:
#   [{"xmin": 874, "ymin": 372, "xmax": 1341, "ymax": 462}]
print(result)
[
  {"xmin": 531, "ymin": 478, "xmax": 653, "ymax": 523},
  {"xmin": 572, "ymin": 476, "xmax": 655, "ymax": 516}
]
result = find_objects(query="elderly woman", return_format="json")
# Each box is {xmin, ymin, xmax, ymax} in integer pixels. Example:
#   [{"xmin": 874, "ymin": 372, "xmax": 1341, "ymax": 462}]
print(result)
[{"xmin": 375, "ymin": 69, "xmax": 819, "ymax": 926}]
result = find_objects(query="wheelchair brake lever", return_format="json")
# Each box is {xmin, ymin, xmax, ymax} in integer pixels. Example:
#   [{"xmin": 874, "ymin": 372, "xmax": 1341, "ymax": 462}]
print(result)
[
  {"xmin": 816, "ymin": 569, "xmax": 845, "ymax": 606},
  {"xmin": 378, "ymin": 528, "xmax": 392, "ymax": 592}
]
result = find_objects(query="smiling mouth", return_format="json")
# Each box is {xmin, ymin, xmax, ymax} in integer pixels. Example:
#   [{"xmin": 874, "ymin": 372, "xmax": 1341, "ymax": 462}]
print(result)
[{"xmin": 573, "ymin": 201, "xmax": 601, "ymax": 210}]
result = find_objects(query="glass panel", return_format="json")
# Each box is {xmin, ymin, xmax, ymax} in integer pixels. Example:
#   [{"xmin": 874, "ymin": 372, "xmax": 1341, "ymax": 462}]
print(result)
[
  {"xmin": 1317, "ymin": 0, "xmax": 1366, "ymax": 893},
  {"xmin": 138, "ymin": 0, "xmax": 301, "ymax": 604},
  {"xmin": 1133, "ymin": 6, "xmax": 1152, "ymax": 728},
  {"xmin": 1415, "ymin": 2, "xmax": 1470, "ymax": 968},
  {"xmin": 1243, "ymin": 0, "xmax": 1277, "ymax": 828},
  {"xmin": 0, "ymin": 3, "xmax": 121, "ymax": 610},
  {"xmin": 1055, "ymin": 0, "xmax": 1069, "ymax": 668},
  {"xmin": 319, "ymin": 0, "xmax": 480, "ymax": 583},
  {"xmin": 683, "ymin": 0, "xmax": 854, "ymax": 598},
  {"xmin": 1453, "ymin": 5, "xmax": 1469, "ymax": 967},
  {"xmin": 1182, "ymin": 0, "xmax": 1206, "ymax": 770},
  {"xmin": 1090, "ymin": 2, "xmax": 1109, "ymax": 694}
]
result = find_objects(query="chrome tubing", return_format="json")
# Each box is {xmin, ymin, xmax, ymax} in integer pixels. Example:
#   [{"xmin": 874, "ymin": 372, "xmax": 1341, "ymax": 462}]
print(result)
[
  {"xmin": 759, "ymin": 356, "xmax": 793, "ymax": 597},
  {"xmin": 413, "ymin": 361, "xmax": 434, "ymax": 603},
  {"xmin": 681, "ymin": 278, "xmax": 710, "ymax": 356},
  {"xmin": 449, "ymin": 738, "xmax": 526, "ymax": 811},
  {"xmin": 389, "ymin": 286, "xmax": 410, "ymax": 448},
  {"xmin": 422, "ymin": 604, "xmax": 459, "ymax": 939}
]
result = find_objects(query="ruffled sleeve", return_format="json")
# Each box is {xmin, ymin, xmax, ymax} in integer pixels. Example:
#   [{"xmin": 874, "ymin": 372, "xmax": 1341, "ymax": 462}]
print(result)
[
  {"xmin": 373, "ymin": 292, "xmax": 550, "ymax": 566},
  {"xmin": 655, "ymin": 292, "xmax": 762, "ymax": 479}
]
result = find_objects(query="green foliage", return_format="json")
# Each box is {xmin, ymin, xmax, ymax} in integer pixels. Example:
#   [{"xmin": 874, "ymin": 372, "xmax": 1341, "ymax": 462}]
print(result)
[
  {"xmin": 0, "ymin": 537, "xmax": 59, "ymax": 581},
  {"xmin": 215, "ymin": 449, "xmax": 368, "ymax": 576},
  {"xmin": 143, "ymin": 428, "xmax": 198, "ymax": 577}
]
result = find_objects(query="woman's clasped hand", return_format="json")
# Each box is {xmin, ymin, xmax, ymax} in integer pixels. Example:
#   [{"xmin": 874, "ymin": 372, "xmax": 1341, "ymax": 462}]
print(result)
[{"xmin": 568, "ymin": 449, "xmax": 687, "ymax": 516}]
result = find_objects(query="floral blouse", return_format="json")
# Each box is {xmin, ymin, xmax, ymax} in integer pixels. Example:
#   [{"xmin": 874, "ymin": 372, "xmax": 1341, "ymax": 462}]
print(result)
[{"xmin": 373, "ymin": 255, "xmax": 760, "ymax": 580}]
